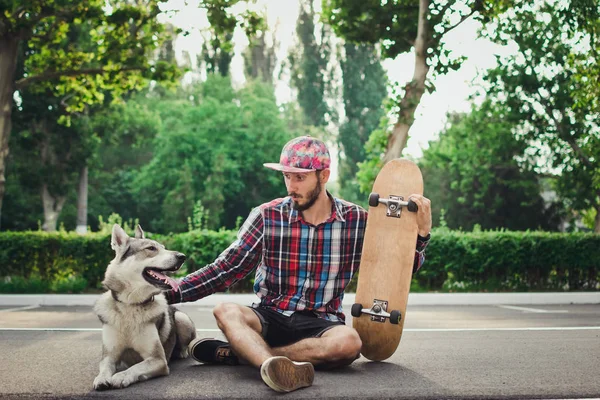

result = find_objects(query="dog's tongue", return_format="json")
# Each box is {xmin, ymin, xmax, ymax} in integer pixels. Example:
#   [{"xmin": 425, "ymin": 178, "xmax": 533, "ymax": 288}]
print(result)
[
  {"xmin": 150, "ymin": 270, "xmax": 180, "ymax": 292},
  {"xmin": 165, "ymin": 275, "xmax": 180, "ymax": 292}
]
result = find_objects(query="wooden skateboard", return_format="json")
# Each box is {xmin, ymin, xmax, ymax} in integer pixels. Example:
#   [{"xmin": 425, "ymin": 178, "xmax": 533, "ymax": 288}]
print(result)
[{"xmin": 351, "ymin": 158, "xmax": 423, "ymax": 361}]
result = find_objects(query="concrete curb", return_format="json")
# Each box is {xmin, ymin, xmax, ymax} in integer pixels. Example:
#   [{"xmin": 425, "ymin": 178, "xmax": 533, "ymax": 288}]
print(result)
[{"xmin": 1, "ymin": 292, "xmax": 599, "ymax": 307}]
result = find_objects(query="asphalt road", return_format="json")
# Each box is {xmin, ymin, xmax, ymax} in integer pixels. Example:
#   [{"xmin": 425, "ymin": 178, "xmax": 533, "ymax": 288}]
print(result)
[{"xmin": 1, "ymin": 303, "xmax": 599, "ymax": 399}]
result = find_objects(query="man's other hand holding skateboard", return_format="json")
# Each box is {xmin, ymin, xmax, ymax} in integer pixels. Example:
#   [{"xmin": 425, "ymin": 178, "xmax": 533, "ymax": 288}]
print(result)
[{"xmin": 408, "ymin": 194, "xmax": 432, "ymax": 238}]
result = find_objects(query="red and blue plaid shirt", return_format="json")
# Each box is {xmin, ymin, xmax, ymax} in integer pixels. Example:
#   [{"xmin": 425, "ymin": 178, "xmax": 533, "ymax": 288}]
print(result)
[{"xmin": 165, "ymin": 194, "xmax": 429, "ymax": 321}]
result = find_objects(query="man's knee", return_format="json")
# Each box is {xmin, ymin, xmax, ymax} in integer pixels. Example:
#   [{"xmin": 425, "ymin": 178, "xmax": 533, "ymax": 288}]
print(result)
[
  {"xmin": 315, "ymin": 328, "xmax": 362, "ymax": 370},
  {"xmin": 212, "ymin": 303, "xmax": 244, "ymax": 329},
  {"xmin": 327, "ymin": 327, "xmax": 362, "ymax": 361},
  {"xmin": 213, "ymin": 303, "xmax": 261, "ymax": 334}
]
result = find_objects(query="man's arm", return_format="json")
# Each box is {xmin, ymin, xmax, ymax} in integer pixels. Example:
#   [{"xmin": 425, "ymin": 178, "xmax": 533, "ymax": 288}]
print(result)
[
  {"xmin": 164, "ymin": 207, "xmax": 264, "ymax": 304},
  {"xmin": 413, "ymin": 233, "xmax": 430, "ymax": 274},
  {"xmin": 409, "ymin": 194, "xmax": 432, "ymax": 274}
]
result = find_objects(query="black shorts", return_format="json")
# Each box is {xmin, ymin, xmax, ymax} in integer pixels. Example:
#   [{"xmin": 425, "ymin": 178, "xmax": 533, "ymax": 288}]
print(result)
[{"xmin": 250, "ymin": 306, "xmax": 345, "ymax": 348}]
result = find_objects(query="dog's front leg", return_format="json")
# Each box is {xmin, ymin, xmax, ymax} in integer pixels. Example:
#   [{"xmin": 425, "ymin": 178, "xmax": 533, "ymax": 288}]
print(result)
[
  {"xmin": 110, "ymin": 355, "xmax": 169, "ymax": 389},
  {"xmin": 94, "ymin": 325, "xmax": 124, "ymax": 390},
  {"xmin": 94, "ymin": 349, "xmax": 119, "ymax": 390},
  {"xmin": 109, "ymin": 329, "xmax": 169, "ymax": 389}
]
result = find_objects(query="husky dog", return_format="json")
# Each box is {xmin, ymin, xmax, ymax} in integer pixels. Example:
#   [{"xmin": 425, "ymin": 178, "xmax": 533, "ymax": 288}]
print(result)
[{"xmin": 93, "ymin": 224, "xmax": 196, "ymax": 390}]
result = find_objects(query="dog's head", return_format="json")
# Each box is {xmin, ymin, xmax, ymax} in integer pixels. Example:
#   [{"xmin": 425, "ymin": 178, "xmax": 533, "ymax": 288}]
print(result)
[{"xmin": 103, "ymin": 224, "xmax": 185, "ymax": 303}]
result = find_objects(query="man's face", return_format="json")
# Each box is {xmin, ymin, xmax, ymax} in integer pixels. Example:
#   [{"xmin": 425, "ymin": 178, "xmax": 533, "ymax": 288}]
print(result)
[{"xmin": 283, "ymin": 171, "xmax": 322, "ymax": 211}]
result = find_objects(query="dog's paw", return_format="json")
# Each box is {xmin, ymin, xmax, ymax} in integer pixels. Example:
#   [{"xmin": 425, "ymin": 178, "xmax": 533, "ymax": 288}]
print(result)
[
  {"xmin": 178, "ymin": 347, "xmax": 190, "ymax": 359},
  {"xmin": 109, "ymin": 371, "xmax": 136, "ymax": 389},
  {"xmin": 93, "ymin": 375, "xmax": 113, "ymax": 391}
]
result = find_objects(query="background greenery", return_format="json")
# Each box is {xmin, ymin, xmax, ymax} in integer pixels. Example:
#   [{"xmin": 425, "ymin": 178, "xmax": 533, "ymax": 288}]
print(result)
[
  {"xmin": 0, "ymin": 0, "xmax": 598, "ymax": 293},
  {"xmin": 1, "ymin": 225, "xmax": 598, "ymax": 293}
]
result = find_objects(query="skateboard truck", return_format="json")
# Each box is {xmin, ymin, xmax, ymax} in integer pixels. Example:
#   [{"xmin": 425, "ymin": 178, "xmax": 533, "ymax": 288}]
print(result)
[
  {"xmin": 369, "ymin": 193, "xmax": 418, "ymax": 218},
  {"xmin": 351, "ymin": 300, "xmax": 401, "ymax": 325}
]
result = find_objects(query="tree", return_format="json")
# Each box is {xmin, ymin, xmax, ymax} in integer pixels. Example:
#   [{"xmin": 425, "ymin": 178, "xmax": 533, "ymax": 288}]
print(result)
[
  {"xmin": 9, "ymin": 76, "xmax": 95, "ymax": 232},
  {"xmin": 338, "ymin": 43, "xmax": 387, "ymax": 204},
  {"xmin": 289, "ymin": 1, "xmax": 335, "ymax": 127},
  {"xmin": 195, "ymin": 0, "xmax": 265, "ymax": 77},
  {"xmin": 243, "ymin": 23, "xmax": 279, "ymax": 84},
  {"xmin": 568, "ymin": 0, "xmax": 600, "ymax": 113},
  {"xmin": 323, "ymin": 0, "xmax": 513, "ymax": 165},
  {"xmin": 420, "ymin": 100, "xmax": 556, "ymax": 231},
  {"xmin": 132, "ymin": 76, "xmax": 294, "ymax": 232},
  {"xmin": 482, "ymin": 0, "xmax": 600, "ymax": 231},
  {"xmin": 83, "ymin": 91, "xmax": 163, "ymax": 231},
  {"xmin": 0, "ymin": 0, "xmax": 175, "ymax": 226}
]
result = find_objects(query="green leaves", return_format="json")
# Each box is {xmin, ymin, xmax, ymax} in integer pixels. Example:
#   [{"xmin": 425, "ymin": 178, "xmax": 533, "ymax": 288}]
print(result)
[
  {"xmin": 338, "ymin": 43, "xmax": 387, "ymax": 205},
  {"xmin": 481, "ymin": 0, "xmax": 600, "ymax": 227},
  {"xmin": 420, "ymin": 100, "xmax": 554, "ymax": 231},
  {"xmin": 126, "ymin": 77, "xmax": 294, "ymax": 233},
  {"xmin": 8, "ymin": 0, "xmax": 175, "ymax": 114},
  {"xmin": 289, "ymin": 3, "xmax": 333, "ymax": 128}
]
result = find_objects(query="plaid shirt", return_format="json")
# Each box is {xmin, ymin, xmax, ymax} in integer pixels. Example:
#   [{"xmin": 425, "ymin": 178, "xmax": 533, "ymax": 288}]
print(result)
[{"xmin": 165, "ymin": 194, "xmax": 429, "ymax": 321}]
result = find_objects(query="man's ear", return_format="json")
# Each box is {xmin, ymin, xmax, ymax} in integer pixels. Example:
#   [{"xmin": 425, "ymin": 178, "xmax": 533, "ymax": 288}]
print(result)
[
  {"xmin": 320, "ymin": 168, "xmax": 331, "ymax": 184},
  {"xmin": 111, "ymin": 224, "xmax": 129, "ymax": 251},
  {"xmin": 135, "ymin": 224, "xmax": 145, "ymax": 239}
]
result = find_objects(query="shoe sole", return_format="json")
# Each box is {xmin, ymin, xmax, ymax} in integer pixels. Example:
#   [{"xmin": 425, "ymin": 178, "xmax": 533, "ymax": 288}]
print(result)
[{"xmin": 260, "ymin": 356, "xmax": 314, "ymax": 393}]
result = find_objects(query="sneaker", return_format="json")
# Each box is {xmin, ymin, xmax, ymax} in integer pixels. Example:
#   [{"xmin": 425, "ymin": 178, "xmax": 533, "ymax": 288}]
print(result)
[
  {"xmin": 260, "ymin": 356, "xmax": 314, "ymax": 393},
  {"xmin": 189, "ymin": 338, "xmax": 239, "ymax": 365}
]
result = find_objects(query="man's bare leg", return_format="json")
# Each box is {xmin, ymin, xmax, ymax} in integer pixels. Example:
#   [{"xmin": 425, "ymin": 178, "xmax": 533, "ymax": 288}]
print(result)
[
  {"xmin": 272, "ymin": 325, "xmax": 362, "ymax": 368},
  {"xmin": 212, "ymin": 302, "xmax": 272, "ymax": 368},
  {"xmin": 213, "ymin": 303, "xmax": 361, "ymax": 368},
  {"xmin": 212, "ymin": 303, "xmax": 315, "ymax": 393}
]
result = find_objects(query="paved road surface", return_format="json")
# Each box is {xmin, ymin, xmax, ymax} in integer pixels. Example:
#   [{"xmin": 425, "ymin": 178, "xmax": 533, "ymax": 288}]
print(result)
[{"xmin": 1, "ymin": 303, "xmax": 599, "ymax": 399}]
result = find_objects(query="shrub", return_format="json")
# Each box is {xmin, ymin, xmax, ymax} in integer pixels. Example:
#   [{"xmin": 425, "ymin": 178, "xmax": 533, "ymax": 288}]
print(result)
[{"xmin": 0, "ymin": 228, "xmax": 598, "ymax": 294}]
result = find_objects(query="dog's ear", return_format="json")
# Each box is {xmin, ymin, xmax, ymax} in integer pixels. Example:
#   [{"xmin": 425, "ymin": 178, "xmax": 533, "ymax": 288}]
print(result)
[
  {"xmin": 111, "ymin": 224, "xmax": 129, "ymax": 250},
  {"xmin": 135, "ymin": 224, "xmax": 145, "ymax": 239}
]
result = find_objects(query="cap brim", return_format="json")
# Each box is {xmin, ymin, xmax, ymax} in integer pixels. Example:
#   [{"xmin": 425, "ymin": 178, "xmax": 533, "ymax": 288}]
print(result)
[{"xmin": 263, "ymin": 163, "xmax": 316, "ymax": 173}]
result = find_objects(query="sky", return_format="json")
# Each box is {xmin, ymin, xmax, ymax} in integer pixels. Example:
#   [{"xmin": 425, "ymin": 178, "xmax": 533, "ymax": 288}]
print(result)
[{"xmin": 159, "ymin": 0, "xmax": 516, "ymax": 177}]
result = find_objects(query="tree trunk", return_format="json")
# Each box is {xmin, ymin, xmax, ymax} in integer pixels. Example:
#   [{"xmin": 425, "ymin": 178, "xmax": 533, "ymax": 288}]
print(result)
[
  {"xmin": 0, "ymin": 37, "xmax": 20, "ymax": 228},
  {"xmin": 39, "ymin": 124, "xmax": 67, "ymax": 232},
  {"xmin": 76, "ymin": 165, "xmax": 88, "ymax": 234},
  {"xmin": 384, "ymin": 0, "xmax": 430, "ymax": 162},
  {"xmin": 41, "ymin": 183, "xmax": 66, "ymax": 232}
]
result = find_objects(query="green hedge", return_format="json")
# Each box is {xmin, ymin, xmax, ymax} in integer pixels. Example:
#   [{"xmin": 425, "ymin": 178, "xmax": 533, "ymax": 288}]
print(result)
[
  {"xmin": 0, "ymin": 229, "xmax": 598, "ymax": 293},
  {"xmin": 154, "ymin": 229, "xmax": 252, "ymax": 292},
  {"xmin": 419, "ymin": 230, "xmax": 600, "ymax": 292},
  {"xmin": 0, "ymin": 231, "xmax": 111, "ymax": 293}
]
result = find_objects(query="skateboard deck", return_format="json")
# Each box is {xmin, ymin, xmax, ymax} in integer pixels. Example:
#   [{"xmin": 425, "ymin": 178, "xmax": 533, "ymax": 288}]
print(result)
[{"xmin": 351, "ymin": 158, "xmax": 423, "ymax": 361}]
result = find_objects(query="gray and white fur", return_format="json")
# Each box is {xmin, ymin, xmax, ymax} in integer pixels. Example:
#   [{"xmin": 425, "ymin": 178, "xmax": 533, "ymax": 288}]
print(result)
[{"xmin": 93, "ymin": 224, "xmax": 196, "ymax": 390}]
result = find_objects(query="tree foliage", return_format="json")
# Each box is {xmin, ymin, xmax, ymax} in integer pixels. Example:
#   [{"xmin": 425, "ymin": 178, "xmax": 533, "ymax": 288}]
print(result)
[
  {"xmin": 131, "ymin": 76, "xmax": 294, "ymax": 233},
  {"xmin": 323, "ymin": 0, "xmax": 514, "ymax": 187},
  {"xmin": 195, "ymin": 0, "xmax": 266, "ymax": 77},
  {"xmin": 420, "ymin": 100, "xmax": 557, "ymax": 231},
  {"xmin": 289, "ymin": 1, "xmax": 334, "ymax": 127},
  {"xmin": 0, "ymin": 0, "xmax": 178, "ymax": 226},
  {"xmin": 338, "ymin": 43, "xmax": 387, "ymax": 204},
  {"xmin": 482, "ymin": 0, "xmax": 600, "ymax": 231},
  {"xmin": 568, "ymin": 0, "xmax": 600, "ymax": 113}
]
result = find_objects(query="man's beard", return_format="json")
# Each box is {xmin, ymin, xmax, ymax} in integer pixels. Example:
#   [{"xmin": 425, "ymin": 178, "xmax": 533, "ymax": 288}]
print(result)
[{"xmin": 290, "ymin": 175, "xmax": 322, "ymax": 212}]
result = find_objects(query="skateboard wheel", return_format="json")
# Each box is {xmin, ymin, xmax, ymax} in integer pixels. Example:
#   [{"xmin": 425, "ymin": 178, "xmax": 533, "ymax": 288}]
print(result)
[
  {"xmin": 351, "ymin": 303, "xmax": 363, "ymax": 317},
  {"xmin": 368, "ymin": 193, "xmax": 380, "ymax": 207},
  {"xmin": 407, "ymin": 200, "xmax": 418, "ymax": 212},
  {"xmin": 389, "ymin": 310, "xmax": 401, "ymax": 324}
]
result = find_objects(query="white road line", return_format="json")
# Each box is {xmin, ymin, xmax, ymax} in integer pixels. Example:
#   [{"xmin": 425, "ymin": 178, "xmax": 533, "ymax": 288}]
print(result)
[
  {"xmin": 0, "ymin": 305, "xmax": 40, "ymax": 313},
  {"xmin": 0, "ymin": 327, "xmax": 599, "ymax": 332},
  {"xmin": 405, "ymin": 327, "xmax": 600, "ymax": 332},
  {"xmin": 497, "ymin": 305, "xmax": 569, "ymax": 313}
]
